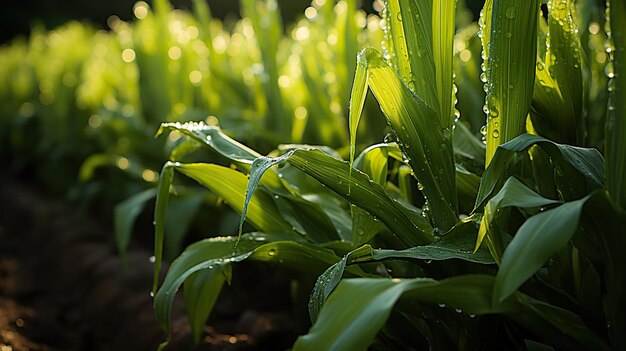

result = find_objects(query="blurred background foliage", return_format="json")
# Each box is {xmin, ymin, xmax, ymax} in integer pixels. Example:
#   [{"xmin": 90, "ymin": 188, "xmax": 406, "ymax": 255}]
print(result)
[
  {"xmin": 0, "ymin": 0, "xmax": 607, "ymax": 258},
  {"xmin": 1, "ymin": 1, "xmax": 485, "ymax": 44}
]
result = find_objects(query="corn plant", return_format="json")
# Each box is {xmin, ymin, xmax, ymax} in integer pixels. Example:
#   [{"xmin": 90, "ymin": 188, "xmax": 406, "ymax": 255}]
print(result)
[
  {"xmin": 152, "ymin": 0, "xmax": 626, "ymax": 349},
  {"xmin": 0, "ymin": 0, "xmax": 387, "ymax": 258}
]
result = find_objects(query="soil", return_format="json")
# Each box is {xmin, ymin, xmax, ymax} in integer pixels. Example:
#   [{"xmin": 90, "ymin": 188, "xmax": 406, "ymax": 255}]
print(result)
[{"xmin": 0, "ymin": 182, "xmax": 299, "ymax": 351}]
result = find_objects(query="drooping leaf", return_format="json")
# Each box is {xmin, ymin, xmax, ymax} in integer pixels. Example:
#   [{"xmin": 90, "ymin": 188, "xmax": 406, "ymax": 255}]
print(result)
[
  {"xmin": 475, "ymin": 176, "xmax": 561, "ymax": 258},
  {"xmin": 183, "ymin": 265, "xmax": 229, "ymax": 343},
  {"xmin": 114, "ymin": 188, "xmax": 157, "ymax": 257},
  {"xmin": 475, "ymin": 134, "xmax": 604, "ymax": 210},
  {"xmin": 155, "ymin": 233, "xmax": 341, "ymax": 341},
  {"xmin": 164, "ymin": 191, "xmax": 205, "ymax": 258},
  {"xmin": 175, "ymin": 162, "xmax": 293, "ymax": 234},
  {"xmin": 152, "ymin": 161, "xmax": 293, "ymax": 293},
  {"xmin": 308, "ymin": 218, "xmax": 494, "ymax": 322}
]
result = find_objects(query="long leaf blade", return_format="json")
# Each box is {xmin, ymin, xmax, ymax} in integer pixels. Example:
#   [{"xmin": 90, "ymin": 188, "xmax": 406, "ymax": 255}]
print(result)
[
  {"xmin": 606, "ymin": 0, "xmax": 626, "ymax": 211},
  {"xmin": 355, "ymin": 47, "xmax": 458, "ymax": 231},
  {"xmin": 482, "ymin": 0, "xmax": 540, "ymax": 164}
]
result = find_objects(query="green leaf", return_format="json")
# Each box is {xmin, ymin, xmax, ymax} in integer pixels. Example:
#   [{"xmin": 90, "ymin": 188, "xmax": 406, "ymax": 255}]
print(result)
[
  {"xmin": 297, "ymin": 275, "xmax": 609, "ymax": 351},
  {"xmin": 606, "ymin": 0, "xmax": 626, "ymax": 211},
  {"xmin": 114, "ymin": 188, "xmax": 157, "ymax": 257},
  {"xmin": 154, "ymin": 234, "xmax": 268, "ymax": 338},
  {"xmin": 155, "ymin": 233, "xmax": 341, "ymax": 339},
  {"xmin": 476, "ymin": 177, "xmax": 561, "ymax": 258},
  {"xmin": 243, "ymin": 148, "xmax": 435, "ymax": 247},
  {"xmin": 175, "ymin": 162, "xmax": 292, "ymax": 234},
  {"xmin": 494, "ymin": 195, "xmax": 589, "ymax": 302},
  {"xmin": 183, "ymin": 265, "xmax": 229, "ymax": 343},
  {"xmin": 475, "ymin": 134, "xmax": 604, "ymax": 209},
  {"xmin": 157, "ymin": 122, "xmax": 259, "ymax": 164},
  {"xmin": 531, "ymin": 0, "xmax": 584, "ymax": 144},
  {"xmin": 308, "ymin": 219, "xmax": 494, "ymax": 322},
  {"xmin": 431, "ymin": 0, "xmax": 457, "ymax": 128},
  {"xmin": 382, "ymin": 0, "xmax": 438, "ymax": 112},
  {"xmin": 164, "ymin": 191, "xmax": 205, "ymax": 258},
  {"xmin": 351, "ymin": 47, "xmax": 458, "ymax": 231},
  {"xmin": 481, "ymin": 0, "xmax": 541, "ymax": 164},
  {"xmin": 153, "ymin": 163, "xmax": 175, "ymax": 293},
  {"xmin": 152, "ymin": 161, "xmax": 293, "ymax": 294}
]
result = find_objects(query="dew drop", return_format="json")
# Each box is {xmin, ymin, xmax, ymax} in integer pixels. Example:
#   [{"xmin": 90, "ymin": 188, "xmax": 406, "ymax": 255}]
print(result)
[
  {"xmin": 480, "ymin": 125, "xmax": 487, "ymax": 136},
  {"xmin": 268, "ymin": 249, "xmax": 277, "ymax": 256},
  {"xmin": 492, "ymin": 129, "xmax": 500, "ymax": 138},
  {"xmin": 505, "ymin": 7, "xmax": 516, "ymax": 19},
  {"xmin": 537, "ymin": 61, "xmax": 545, "ymax": 71}
]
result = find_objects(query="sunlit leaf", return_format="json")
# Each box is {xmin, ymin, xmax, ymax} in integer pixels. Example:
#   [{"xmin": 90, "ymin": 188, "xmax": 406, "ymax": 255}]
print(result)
[{"xmin": 481, "ymin": 0, "xmax": 540, "ymax": 164}]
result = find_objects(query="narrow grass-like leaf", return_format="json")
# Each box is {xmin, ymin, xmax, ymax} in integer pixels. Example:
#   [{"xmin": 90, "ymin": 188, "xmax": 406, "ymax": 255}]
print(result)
[
  {"xmin": 482, "ymin": 0, "xmax": 540, "ymax": 164},
  {"xmin": 157, "ymin": 122, "xmax": 259, "ymax": 164},
  {"xmin": 154, "ymin": 163, "xmax": 175, "ymax": 293},
  {"xmin": 238, "ymin": 153, "xmax": 293, "ymax": 237},
  {"xmin": 494, "ymin": 195, "xmax": 589, "ymax": 302},
  {"xmin": 351, "ymin": 143, "xmax": 396, "ymax": 245},
  {"xmin": 352, "ymin": 47, "xmax": 457, "ymax": 231},
  {"xmin": 152, "ymin": 161, "xmax": 293, "ymax": 293},
  {"xmin": 432, "ymin": 0, "xmax": 456, "ymax": 128},
  {"xmin": 606, "ymin": 0, "xmax": 626, "ymax": 211},
  {"xmin": 154, "ymin": 234, "xmax": 269, "ymax": 342},
  {"xmin": 114, "ymin": 188, "xmax": 157, "ymax": 256},
  {"xmin": 531, "ymin": 0, "xmax": 584, "ymax": 144},
  {"xmin": 383, "ymin": 0, "xmax": 438, "ymax": 112}
]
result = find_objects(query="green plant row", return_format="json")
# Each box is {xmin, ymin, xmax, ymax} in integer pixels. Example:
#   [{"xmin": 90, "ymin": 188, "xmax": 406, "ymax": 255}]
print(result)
[
  {"xmin": 151, "ymin": 0, "xmax": 626, "ymax": 350},
  {"xmin": 0, "ymin": 0, "xmax": 388, "ymax": 255}
]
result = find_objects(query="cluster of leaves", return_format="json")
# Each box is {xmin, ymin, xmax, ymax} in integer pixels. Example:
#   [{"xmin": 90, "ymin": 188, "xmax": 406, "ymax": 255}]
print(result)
[
  {"xmin": 0, "ymin": 0, "xmax": 386, "ymax": 254},
  {"xmin": 152, "ymin": 0, "xmax": 625, "ymax": 350}
]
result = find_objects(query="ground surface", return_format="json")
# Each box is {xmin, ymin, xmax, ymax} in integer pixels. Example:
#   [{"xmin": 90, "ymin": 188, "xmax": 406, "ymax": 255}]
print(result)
[{"xmin": 0, "ymin": 183, "xmax": 298, "ymax": 351}]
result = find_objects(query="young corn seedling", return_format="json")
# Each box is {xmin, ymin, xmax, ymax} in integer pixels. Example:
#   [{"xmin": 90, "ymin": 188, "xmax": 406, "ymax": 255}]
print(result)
[{"xmin": 149, "ymin": 0, "xmax": 624, "ymax": 349}]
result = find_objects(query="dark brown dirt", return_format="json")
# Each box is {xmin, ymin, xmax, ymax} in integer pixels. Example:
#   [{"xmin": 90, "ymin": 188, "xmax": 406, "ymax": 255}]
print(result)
[{"xmin": 0, "ymin": 183, "xmax": 299, "ymax": 351}]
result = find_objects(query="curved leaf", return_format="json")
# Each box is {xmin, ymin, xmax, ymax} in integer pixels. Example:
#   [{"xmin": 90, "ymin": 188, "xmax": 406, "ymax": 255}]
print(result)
[
  {"xmin": 476, "ymin": 176, "xmax": 561, "ymax": 259},
  {"xmin": 297, "ymin": 275, "xmax": 608, "ymax": 351},
  {"xmin": 308, "ymin": 218, "xmax": 494, "ymax": 322},
  {"xmin": 494, "ymin": 194, "xmax": 590, "ymax": 302},
  {"xmin": 242, "ymin": 148, "xmax": 435, "ymax": 247},
  {"xmin": 114, "ymin": 188, "xmax": 157, "ymax": 256},
  {"xmin": 155, "ymin": 233, "xmax": 341, "ymax": 340},
  {"xmin": 475, "ymin": 134, "xmax": 604, "ymax": 210}
]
